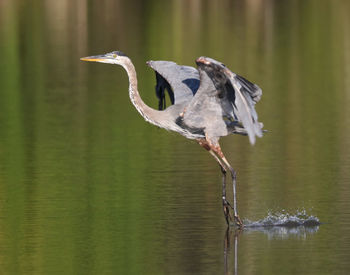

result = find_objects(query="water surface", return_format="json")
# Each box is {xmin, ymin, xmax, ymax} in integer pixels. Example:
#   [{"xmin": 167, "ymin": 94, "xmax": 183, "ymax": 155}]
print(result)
[{"xmin": 1, "ymin": 0, "xmax": 350, "ymax": 274}]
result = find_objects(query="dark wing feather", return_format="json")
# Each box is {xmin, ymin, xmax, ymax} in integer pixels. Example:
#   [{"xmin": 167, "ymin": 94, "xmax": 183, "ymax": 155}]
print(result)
[
  {"xmin": 147, "ymin": 61, "xmax": 200, "ymax": 109},
  {"xmin": 234, "ymin": 74, "xmax": 262, "ymax": 104},
  {"xmin": 155, "ymin": 72, "xmax": 174, "ymax": 110}
]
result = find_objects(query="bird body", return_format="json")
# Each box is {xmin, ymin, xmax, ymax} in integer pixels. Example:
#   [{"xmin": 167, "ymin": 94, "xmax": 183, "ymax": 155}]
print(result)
[{"xmin": 81, "ymin": 51, "xmax": 264, "ymax": 227}]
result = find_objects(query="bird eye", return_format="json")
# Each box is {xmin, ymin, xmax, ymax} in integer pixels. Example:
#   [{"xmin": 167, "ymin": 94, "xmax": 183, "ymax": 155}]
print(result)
[{"xmin": 113, "ymin": 54, "xmax": 117, "ymax": 58}]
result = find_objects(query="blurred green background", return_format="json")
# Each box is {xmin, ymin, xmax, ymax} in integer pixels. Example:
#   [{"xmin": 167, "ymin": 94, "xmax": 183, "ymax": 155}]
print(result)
[{"xmin": 0, "ymin": 0, "xmax": 350, "ymax": 274}]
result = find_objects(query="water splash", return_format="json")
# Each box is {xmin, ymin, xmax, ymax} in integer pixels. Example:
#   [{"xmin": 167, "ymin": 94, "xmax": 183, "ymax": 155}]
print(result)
[
  {"xmin": 242, "ymin": 209, "xmax": 320, "ymax": 239},
  {"xmin": 244, "ymin": 209, "xmax": 320, "ymax": 228}
]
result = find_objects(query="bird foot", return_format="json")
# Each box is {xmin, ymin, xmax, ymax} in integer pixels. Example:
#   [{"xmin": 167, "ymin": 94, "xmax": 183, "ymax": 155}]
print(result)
[
  {"xmin": 234, "ymin": 214, "xmax": 244, "ymax": 228},
  {"xmin": 222, "ymin": 199, "xmax": 244, "ymax": 228}
]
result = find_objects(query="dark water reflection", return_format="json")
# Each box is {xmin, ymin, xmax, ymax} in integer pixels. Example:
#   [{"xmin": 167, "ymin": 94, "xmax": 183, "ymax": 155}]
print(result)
[
  {"xmin": 1, "ymin": 0, "xmax": 350, "ymax": 274},
  {"xmin": 225, "ymin": 224, "xmax": 320, "ymax": 275}
]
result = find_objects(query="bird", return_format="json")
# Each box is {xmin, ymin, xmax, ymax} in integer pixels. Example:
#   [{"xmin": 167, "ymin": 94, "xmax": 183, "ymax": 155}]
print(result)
[{"xmin": 80, "ymin": 51, "xmax": 263, "ymax": 227}]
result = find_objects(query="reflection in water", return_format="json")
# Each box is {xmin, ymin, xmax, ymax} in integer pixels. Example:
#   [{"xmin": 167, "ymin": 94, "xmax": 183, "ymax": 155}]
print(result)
[
  {"xmin": 224, "ymin": 228, "xmax": 241, "ymax": 275},
  {"xmin": 225, "ymin": 224, "xmax": 320, "ymax": 275},
  {"xmin": 244, "ymin": 224, "xmax": 319, "ymax": 241}
]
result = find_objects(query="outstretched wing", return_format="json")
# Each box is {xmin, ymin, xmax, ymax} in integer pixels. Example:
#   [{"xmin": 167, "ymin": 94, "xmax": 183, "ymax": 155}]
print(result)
[
  {"xmin": 147, "ymin": 61, "xmax": 200, "ymax": 110},
  {"xmin": 183, "ymin": 57, "xmax": 263, "ymax": 144}
]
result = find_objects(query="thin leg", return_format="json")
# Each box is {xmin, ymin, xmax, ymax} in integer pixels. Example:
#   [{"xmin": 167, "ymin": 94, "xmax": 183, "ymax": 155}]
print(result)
[
  {"xmin": 209, "ymin": 142, "xmax": 243, "ymax": 227},
  {"xmin": 198, "ymin": 138, "xmax": 242, "ymax": 226},
  {"xmin": 209, "ymin": 150, "xmax": 232, "ymax": 225},
  {"xmin": 221, "ymin": 156, "xmax": 243, "ymax": 227}
]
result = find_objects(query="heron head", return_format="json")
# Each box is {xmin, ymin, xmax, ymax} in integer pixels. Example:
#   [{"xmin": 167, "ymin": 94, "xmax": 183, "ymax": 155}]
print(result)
[{"xmin": 80, "ymin": 51, "xmax": 128, "ymax": 65}]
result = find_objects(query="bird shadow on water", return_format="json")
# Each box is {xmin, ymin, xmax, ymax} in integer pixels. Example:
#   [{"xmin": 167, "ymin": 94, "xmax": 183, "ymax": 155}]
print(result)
[{"xmin": 224, "ymin": 210, "xmax": 321, "ymax": 275}]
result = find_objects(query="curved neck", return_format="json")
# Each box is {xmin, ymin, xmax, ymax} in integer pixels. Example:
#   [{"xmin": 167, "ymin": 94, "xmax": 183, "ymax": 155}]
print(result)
[{"xmin": 121, "ymin": 59, "xmax": 164, "ymax": 127}]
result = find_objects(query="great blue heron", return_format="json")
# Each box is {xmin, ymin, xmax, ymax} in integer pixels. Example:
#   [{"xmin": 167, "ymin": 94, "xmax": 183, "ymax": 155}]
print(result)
[{"xmin": 80, "ymin": 51, "xmax": 263, "ymax": 227}]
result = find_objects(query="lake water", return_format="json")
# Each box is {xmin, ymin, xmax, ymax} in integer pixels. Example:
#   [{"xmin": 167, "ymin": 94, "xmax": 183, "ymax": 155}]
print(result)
[{"xmin": 1, "ymin": 0, "xmax": 350, "ymax": 274}]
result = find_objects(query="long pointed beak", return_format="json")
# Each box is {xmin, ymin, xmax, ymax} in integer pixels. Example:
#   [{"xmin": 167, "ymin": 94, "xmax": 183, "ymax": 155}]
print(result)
[{"xmin": 80, "ymin": 54, "xmax": 109, "ymax": 62}]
